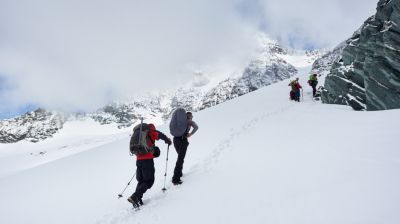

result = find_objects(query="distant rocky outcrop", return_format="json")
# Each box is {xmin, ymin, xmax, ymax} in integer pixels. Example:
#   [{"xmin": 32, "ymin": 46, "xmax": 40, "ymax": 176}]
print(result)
[
  {"xmin": 0, "ymin": 108, "xmax": 64, "ymax": 143},
  {"xmin": 322, "ymin": 0, "xmax": 400, "ymax": 110},
  {"xmin": 311, "ymin": 42, "xmax": 346, "ymax": 75},
  {"xmin": 90, "ymin": 96, "xmax": 168, "ymax": 129}
]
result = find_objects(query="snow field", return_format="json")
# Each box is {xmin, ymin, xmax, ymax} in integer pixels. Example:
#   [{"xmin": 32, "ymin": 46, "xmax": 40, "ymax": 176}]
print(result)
[{"xmin": 0, "ymin": 67, "xmax": 399, "ymax": 224}]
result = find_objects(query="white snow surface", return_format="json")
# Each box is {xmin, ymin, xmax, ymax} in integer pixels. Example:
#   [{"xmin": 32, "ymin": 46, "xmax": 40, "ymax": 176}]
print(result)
[
  {"xmin": 0, "ymin": 119, "xmax": 130, "ymax": 178},
  {"xmin": 0, "ymin": 70, "xmax": 400, "ymax": 224}
]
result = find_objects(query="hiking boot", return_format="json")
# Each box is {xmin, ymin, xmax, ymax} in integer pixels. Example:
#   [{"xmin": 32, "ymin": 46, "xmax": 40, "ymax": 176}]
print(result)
[
  {"xmin": 172, "ymin": 179, "xmax": 183, "ymax": 185},
  {"xmin": 128, "ymin": 195, "xmax": 141, "ymax": 208}
]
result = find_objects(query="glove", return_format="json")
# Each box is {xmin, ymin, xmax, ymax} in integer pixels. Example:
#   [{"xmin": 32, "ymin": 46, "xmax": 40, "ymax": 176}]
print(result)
[
  {"xmin": 153, "ymin": 147, "xmax": 160, "ymax": 158},
  {"xmin": 166, "ymin": 138, "xmax": 172, "ymax": 145}
]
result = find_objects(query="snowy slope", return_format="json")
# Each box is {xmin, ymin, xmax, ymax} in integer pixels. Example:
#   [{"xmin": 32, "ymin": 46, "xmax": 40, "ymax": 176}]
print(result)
[
  {"xmin": 0, "ymin": 66, "xmax": 399, "ymax": 224},
  {"xmin": 0, "ymin": 119, "xmax": 129, "ymax": 178}
]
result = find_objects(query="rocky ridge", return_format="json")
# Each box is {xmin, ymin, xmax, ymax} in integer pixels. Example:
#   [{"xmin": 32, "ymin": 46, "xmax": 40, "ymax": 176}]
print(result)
[
  {"xmin": 321, "ymin": 0, "xmax": 400, "ymax": 110},
  {"xmin": 0, "ymin": 108, "xmax": 64, "ymax": 143}
]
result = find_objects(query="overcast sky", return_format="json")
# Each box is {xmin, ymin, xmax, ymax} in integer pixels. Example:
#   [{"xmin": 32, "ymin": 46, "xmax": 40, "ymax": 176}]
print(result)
[{"xmin": 0, "ymin": 0, "xmax": 378, "ymax": 118}]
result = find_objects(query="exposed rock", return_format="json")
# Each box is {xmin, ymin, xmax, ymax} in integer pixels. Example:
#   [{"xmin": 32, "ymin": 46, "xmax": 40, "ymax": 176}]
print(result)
[
  {"xmin": 322, "ymin": 0, "xmax": 400, "ymax": 110},
  {"xmin": 0, "ymin": 108, "xmax": 65, "ymax": 143},
  {"xmin": 311, "ymin": 42, "xmax": 346, "ymax": 75}
]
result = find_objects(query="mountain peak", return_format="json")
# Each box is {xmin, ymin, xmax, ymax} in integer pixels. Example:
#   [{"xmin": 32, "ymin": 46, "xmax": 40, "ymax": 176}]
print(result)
[{"xmin": 0, "ymin": 34, "xmax": 321, "ymax": 143}]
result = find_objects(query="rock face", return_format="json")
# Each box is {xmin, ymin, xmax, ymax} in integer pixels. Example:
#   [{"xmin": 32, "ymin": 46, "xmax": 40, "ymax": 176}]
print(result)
[
  {"xmin": 0, "ymin": 109, "xmax": 64, "ymax": 143},
  {"xmin": 90, "ymin": 95, "xmax": 169, "ymax": 128},
  {"xmin": 311, "ymin": 42, "xmax": 346, "ymax": 75},
  {"xmin": 322, "ymin": 0, "xmax": 400, "ymax": 110}
]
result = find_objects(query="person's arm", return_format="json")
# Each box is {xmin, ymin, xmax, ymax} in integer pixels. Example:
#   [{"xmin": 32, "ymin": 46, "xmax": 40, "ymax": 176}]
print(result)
[
  {"xmin": 156, "ymin": 131, "xmax": 172, "ymax": 145},
  {"xmin": 188, "ymin": 121, "xmax": 198, "ymax": 137}
]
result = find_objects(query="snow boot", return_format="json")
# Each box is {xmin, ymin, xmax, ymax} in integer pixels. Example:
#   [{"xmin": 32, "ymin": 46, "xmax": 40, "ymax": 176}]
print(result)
[
  {"xmin": 172, "ymin": 179, "xmax": 183, "ymax": 185},
  {"xmin": 128, "ymin": 195, "xmax": 141, "ymax": 208}
]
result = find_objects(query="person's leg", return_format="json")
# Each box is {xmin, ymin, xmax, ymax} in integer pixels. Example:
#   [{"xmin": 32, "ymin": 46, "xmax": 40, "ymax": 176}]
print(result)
[
  {"xmin": 131, "ymin": 161, "xmax": 143, "ymax": 199},
  {"xmin": 312, "ymin": 84, "xmax": 317, "ymax": 96},
  {"xmin": 129, "ymin": 161, "xmax": 144, "ymax": 207},
  {"xmin": 172, "ymin": 137, "xmax": 189, "ymax": 183},
  {"xmin": 132, "ymin": 160, "xmax": 155, "ymax": 200},
  {"xmin": 295, "ymin": 90, "xmax": 300, "ymax": 102}
]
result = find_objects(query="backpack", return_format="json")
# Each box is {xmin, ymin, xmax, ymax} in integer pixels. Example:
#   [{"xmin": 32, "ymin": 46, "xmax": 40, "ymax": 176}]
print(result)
[
  {"xmin": 129, "ymin": 123, "xmax": 154, "ymax": 155},
  {"xmin": 307, "ymin": 80, "xmax": 313, "ymax": 86},
  {"xmin": 289, "ymin": 81, "xmax": 297, "ymax": 91},
  {"xmin": 169, "ymin": 108, "xmax": 188, "ymax": 137}
]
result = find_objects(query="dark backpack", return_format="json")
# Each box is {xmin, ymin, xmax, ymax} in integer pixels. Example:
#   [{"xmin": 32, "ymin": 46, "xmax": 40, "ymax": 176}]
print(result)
[
  {"xmin": 129, "ymin": 123, "xmax": 154, "ymax": 155},
  {"xmin": 169, "ymin": 108, "xmax": 188, "ymax": 137}
]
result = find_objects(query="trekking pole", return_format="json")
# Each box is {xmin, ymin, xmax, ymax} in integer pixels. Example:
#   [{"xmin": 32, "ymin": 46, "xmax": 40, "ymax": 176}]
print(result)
[
  {"xmin": 118, "ymin": 172, "xmax": 136, "ymax": 199},
  {"xmin": 162, "ymin": 145, "xmax": 170, "ymax": 192}
]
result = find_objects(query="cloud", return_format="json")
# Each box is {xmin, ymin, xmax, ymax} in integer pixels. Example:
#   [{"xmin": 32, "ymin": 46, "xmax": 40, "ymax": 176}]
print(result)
[
  {"xmin": 0, "ymin": 0, "xmax": 260, "ymax": 113},
  {"xmin": 0, "ymin": 0, "xmax": 379, "ymax": 114},
  {"xmin": 252, "ymin": 0, "xmax": 378, "ymax": 49}
]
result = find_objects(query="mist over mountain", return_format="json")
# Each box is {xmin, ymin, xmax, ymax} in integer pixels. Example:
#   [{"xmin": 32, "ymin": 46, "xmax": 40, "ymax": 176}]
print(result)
[{"xmin": 0, "ymin": 35, "xmax": 323, "ymax": 143}]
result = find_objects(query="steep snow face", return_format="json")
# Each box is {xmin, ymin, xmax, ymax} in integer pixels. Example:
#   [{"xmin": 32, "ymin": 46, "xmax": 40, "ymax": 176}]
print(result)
[
  {"xmin": 0, "ymin": 70, "xmax": 399, "ymax": 224},
  {"xmin": 0, "ymin": 34, "xmax": 322, "ymax": 143},
  {"xmin": 199, "ymin": 37, "xmax": 325, "ymax": 110}
]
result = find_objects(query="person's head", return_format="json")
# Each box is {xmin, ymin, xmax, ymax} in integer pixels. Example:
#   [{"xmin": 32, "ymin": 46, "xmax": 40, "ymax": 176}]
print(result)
[
  {"xmin": 296, "ymin": 77, "xmax": 299, "ymax": 81},
  {"xmin": 313, "ymin": 73, "xmax": 317, "ymax": 77},
  {"xmin": 148, "ymin": 123, "xmax": 156, "ymax": 131},
  {"xmin": 187, "ymin": 112, "xmax": 193, "ymax": 120}
]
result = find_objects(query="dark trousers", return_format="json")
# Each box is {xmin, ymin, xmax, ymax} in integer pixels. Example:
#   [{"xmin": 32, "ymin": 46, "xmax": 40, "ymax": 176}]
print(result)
[
  {"xmin": 132, "ymin": 159, "xmax": 155, "ymax": 199},
  {"xmin": 294, "ymin": 90, "xmax": 300, "ymax": 102},
  {"xmin": 172, "ymin": 137, "xmax": 189, "ymax": 182},
  {"xmin": 312, "ymin": 84, "xmax": 317, "ymax": 96}
]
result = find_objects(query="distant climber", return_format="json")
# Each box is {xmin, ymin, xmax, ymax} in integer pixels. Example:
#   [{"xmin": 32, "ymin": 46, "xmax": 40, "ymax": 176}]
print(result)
[
  {"xmin": 289, "ymin": 78, "xmax": 302, "ymax": 102},
  {"xmin": 308, "ymin": 73, "xmax": 319, "ymax": 97}
]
